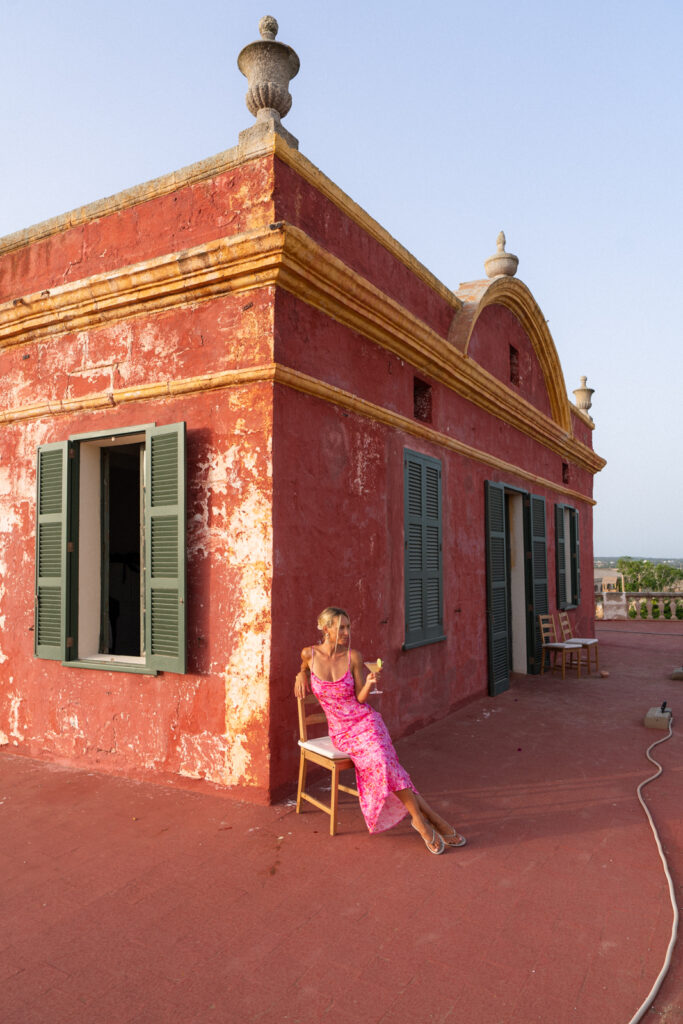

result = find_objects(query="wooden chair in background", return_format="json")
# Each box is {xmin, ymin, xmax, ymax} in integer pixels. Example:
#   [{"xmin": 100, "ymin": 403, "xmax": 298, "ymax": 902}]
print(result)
[
  {"xmin": 538, "ymin": 614, "xmax": 582, "ymax": 679},
  {"xmin": 296, "ymin": 694, "xmax": 359, "ymax": 836},
  {"xmin": 559, "ymin": 611, "xmax": 600, "ymax": 674}
]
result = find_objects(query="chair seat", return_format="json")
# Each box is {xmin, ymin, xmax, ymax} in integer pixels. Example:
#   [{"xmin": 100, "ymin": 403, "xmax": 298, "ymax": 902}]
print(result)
[
  {"xmin": 543, "ymin": 641, "xmax": 582, "ymax": 650},
  {"xmin": 571, "ymin": 637, "xmax": 598, "ymax": 645},
  {"xmin": 298, "ymin": 736, "xmax": 350, "ymax": 760}
]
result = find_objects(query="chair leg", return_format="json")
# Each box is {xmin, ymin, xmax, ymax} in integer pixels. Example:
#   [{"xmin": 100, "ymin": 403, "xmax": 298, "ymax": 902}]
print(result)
[
  {"xmin": 594, "ymin": 646, "xmax": 599, "ymax": 673},
  {"xmin": 330, "ymin": 763, "xmax": 340, "ymax": 836},
  {"xmin": 296, "ymin": 753, "xmax": 306, "ymax": 814}
]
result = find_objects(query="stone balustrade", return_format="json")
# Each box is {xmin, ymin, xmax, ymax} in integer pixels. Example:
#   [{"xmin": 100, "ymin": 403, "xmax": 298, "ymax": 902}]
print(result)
[{"xmin": 595, "ymin": 591, "xmax": 683, "ymax": 620}]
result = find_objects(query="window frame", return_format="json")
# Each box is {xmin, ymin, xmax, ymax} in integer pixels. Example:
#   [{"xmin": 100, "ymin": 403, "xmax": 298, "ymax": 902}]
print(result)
[
  {"xmin": 403, "ymin": 448, "xmax": 445, "ymax": 650},
  {"xmin": 34, "ymin": 421, "xmax": 187, "ymax": 675}
]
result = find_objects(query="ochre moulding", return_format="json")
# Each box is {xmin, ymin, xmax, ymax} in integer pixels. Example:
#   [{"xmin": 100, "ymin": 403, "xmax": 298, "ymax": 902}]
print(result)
[
  {"xmin": 0, "ymin": 359, "xmax": 597, "ymax": 501},
  {"xmin": 0, "ymin": 222, "xmax": 603, "ymax": 474}
]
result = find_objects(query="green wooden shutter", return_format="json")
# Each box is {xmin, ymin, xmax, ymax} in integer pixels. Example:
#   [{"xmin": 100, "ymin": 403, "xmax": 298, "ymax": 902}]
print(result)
[
  {"xmin": 555, "ymin": 504, "xmax": 567, "ymax": 610},
  {"xmin": 145, "ymin": 422, "xmax": 186, "ymax": 673},
  {"xmin": 485, "ymin": 481, "xmax": 509, "ymax": 695},
  {"xmin": 404, "ymin": 450, "xmax": 443, "ymax": 649},
  {"xmin": 570, "ymin": 509, "xmax": 581, "ymax": 605},
  {"xmin": 528, "ymin": 494, "xmax": 548, "ymax": 673},
  {"xmin": 35, "ymin": 442, "xmax": 70, "ymax": 659}
]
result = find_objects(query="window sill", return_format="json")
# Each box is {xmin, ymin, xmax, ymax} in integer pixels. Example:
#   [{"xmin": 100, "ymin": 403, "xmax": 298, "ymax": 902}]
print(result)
[
  {"xmin": 402, "ymin": 634, "xmax": 446, "ymax": 651},
  {"xmin": 64, "ymin": 659, "xmax": 159, "ymax": 676}
]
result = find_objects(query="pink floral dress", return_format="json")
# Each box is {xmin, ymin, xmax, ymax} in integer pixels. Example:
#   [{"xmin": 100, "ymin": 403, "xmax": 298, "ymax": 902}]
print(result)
[{"xmin": 310, "ymin": 650, "xmax": 416, "ymax": 833}]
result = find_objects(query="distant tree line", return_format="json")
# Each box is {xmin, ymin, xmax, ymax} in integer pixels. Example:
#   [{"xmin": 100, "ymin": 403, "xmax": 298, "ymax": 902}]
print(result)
[{"xmin": 617, "ymin": 557, "xmax": 683, "ymax": 592}]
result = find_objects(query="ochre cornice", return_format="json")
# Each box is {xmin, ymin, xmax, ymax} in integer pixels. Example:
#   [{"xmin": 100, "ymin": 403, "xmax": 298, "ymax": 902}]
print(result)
[
  {"xmin": 269, "ymin": 137, "xmax": 461, "ymax": 311},
  {"xmin": 0, "ymin": 361, "xmax": 595, "ymax": 505},
  {"xmin": 0, "ymin": 135, "xmax": 459, "ymax": 314},
  {"xmin": 0, "ymin": 223, "xmax": 604, "ymax": 475}
]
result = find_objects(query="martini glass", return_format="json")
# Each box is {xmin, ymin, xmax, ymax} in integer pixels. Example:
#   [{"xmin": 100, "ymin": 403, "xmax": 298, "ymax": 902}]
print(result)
[{"xmin": 364, "ymin": 660, "xmax": 383, "ymax": 695}]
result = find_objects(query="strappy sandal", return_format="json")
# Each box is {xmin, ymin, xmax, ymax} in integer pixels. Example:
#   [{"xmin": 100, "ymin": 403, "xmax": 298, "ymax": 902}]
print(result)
[
  {"xmin": 441, "ymin": 829, "xmax": 467, "ymax": 848},
  {"xmin": 411, "ymin": 822, "xmax": 445, "ymax": 855}
]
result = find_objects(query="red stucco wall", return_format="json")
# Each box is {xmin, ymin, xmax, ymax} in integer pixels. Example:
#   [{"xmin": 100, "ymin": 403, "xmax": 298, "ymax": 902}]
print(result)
[
  {"xmin": 268, "ymin": 285, "xmax": 597, "ymax": 795},
  {"xmin": 0, "ymin": 381, "xmax": 276, "ymax": 797}
]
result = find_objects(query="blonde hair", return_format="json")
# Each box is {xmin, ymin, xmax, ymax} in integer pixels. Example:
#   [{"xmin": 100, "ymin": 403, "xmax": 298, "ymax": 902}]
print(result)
[
  {"xmin": 317, "ymin": 607, "xmax": 350, "ymax": 658},
  {"xmin": 317, "ymin": 606, "xmax": 350, "ymax": 632}
]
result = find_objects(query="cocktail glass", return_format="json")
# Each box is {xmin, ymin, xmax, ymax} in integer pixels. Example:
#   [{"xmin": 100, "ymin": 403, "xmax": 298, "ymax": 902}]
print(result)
[{"xmin": 364, "ymin": 660, "xmax": 383, "ymax": 695}]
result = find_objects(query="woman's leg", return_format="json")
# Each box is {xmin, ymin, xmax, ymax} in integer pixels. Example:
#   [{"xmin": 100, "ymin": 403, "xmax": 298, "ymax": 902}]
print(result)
[
  {"xmin": 394, "ymin": 788, "xmax": 442, "ymax": 852},
  {"xmin": 396, "ymin": 789, "xmax": 465, "ymax": 845},
  {"xmin": 413, "ymin": 792, "xmax": 453, "ymax": 834},
  {"xmin": 414, "ymin": 792, "xmax": 466, "ymax": 844}
]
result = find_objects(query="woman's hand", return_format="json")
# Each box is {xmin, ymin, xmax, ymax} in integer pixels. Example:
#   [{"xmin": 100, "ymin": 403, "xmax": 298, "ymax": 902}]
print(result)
[
  {"xmin": 355, "ymin": 668, "xmax": 378, "ymax": 703},
  {"xmin": 294, "ymin": 670, "xmax": 311, "ymax": 699}
]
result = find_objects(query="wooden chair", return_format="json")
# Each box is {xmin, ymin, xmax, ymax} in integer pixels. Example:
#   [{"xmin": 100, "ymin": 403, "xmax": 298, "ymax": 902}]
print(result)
[
  {"xmin": 296, "ymin": 694, "xmax": 359, "ymax": 836},
  {"xmin": 538, "ymin": 614, "xmax": 583, "ymax": 679},
  {"xmin": 559, "ymin": 611, "xmax": 600, "ymax": 673}
]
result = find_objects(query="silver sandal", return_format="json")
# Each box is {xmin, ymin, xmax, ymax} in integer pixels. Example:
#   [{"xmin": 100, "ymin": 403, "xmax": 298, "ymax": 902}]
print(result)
[{"xmin": 411, "ymin": 822, "xmax": 445, "ymax": 854}]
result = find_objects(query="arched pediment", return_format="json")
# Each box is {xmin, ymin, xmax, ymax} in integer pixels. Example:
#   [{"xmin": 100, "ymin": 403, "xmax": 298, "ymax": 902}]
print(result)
[{"xmin": 449, "ymin": 276, "xmax": 572, "ymax": 434}]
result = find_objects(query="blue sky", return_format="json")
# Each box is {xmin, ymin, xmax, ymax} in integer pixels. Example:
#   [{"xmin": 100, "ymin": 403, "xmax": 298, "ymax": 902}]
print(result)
[{"xmin": 2, "ymin": 0, "xmax": 681, "ymax": 555}]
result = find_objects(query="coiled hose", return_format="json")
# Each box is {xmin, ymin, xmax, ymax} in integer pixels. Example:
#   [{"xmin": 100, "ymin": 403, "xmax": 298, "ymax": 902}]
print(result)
[{"xmin": 627, "ymin": 713, "xmax": 679, "ymax": 1023}]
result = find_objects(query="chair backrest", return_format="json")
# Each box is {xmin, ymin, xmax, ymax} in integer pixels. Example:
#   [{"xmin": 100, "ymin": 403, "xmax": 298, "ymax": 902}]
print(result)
[
  {"xmin": 558, "ymin": 611, "xmax": 572, "ymax": 642},
  {"xmin": 297, "ymin": 694, "xmax": 328, "ymax": 743},
  {"xmin": 538, "ymin": 613, "xmax": 558, "ymax": 644}
]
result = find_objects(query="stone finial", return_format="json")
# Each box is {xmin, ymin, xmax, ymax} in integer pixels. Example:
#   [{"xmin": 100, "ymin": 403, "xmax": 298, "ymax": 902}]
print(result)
[
  {"xmin": 237, "ymin": 16, "xmax": 300, "ymax": 151},
  {"xmin": 573, "ymin": 376, "xmax": 595, "ymax": 414},
  {"xmin": 484, "ymin": 231, "xmax": 519, "ymax": 279},
  {"xmin": 258, "ymin": 15, "xmax": 279, "ymax": 40}
]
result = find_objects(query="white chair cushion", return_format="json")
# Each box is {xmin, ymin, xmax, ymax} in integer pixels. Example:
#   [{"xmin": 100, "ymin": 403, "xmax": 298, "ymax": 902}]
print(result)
[
  {"xmin": 543, "ymin": 641, "xmax": 582, "ymax": 649},
  {"xmin": 572, "ymin": 638, "xmax": 598, "ymax": 645},
  {"xmin": 299, "ymin": 736, "xmax": 349, "ymax": 759}
]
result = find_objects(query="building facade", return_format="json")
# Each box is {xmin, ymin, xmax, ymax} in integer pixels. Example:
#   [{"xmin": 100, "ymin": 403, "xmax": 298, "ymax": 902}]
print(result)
[{"xmin": 0, "ymin": 21, "xmax": 604, "ymax": 801}]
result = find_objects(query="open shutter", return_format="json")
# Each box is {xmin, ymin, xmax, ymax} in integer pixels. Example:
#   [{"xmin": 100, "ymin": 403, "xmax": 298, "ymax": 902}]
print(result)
[
  {"xmin": 35, "ymin": 442, "xmax": 70, "ymax": 659},
  {"xmin": 404, "ymin": 450, "xmax": 443, "ymax": 649},
  {"xmin": 485, "ymin": 481, "xmax": 509, "ymax": 695},
  {"xmin": 555, "ymin": 504, "xmax": 567, "ymax": 609},
  {"xmin": 145, "ymin": 422, "xmax": 186, "ymax": 673},
  {"xmin": 527, "ymin": 494, "xmax": 548, "ymax": 673},
  {"xmin": 570, "ymin": 509, "xmax": 581, "ymax": 605},
  {"xmin": 423, "ymin": 461, "xmax": 443, "ymax": 640}
]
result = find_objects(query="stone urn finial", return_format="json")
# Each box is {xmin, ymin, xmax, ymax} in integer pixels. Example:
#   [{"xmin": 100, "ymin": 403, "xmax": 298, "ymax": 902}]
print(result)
[
  {"xmin": 573, "ymin": 375, "xmax": 595, "ymax": 414},
  {"xmin": 484, "ymin": 231, "xmax": 519, "ymax": 278},
  {"xmin": 237, "ymin": 16, "xmax": 300, "ymax": 151}
]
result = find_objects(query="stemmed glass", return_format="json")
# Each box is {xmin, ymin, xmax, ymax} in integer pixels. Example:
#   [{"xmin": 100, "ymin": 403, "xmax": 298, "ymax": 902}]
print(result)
[{"xmin": 364, "ymin": 659, "xmax": 383, "ymax": 695}]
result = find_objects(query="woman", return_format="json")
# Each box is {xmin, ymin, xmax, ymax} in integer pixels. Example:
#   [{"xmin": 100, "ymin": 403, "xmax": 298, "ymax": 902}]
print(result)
[{"xmin": 294, "ymin": 607, "xmax": 466, "ymax": 854}]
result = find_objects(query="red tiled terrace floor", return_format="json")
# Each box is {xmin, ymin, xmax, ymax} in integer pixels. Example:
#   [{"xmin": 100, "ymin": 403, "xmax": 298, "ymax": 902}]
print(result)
[{"xmin": 2, "ymin": 620, "xmax": 682, "ymax": 1023}]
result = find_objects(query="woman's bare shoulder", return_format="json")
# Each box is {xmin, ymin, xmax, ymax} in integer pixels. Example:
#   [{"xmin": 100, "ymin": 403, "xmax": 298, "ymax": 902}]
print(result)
[
  {"xmin": 350, "ymin": 648, "xmax": 363, "ymax": 666},
  {"xmin": 301, "ymin": 645, "xmax": 313, "ymax": 662}
]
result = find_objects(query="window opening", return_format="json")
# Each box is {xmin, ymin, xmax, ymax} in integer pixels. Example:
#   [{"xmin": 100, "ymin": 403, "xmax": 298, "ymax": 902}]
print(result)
[
  {"xmin": 413, "ymin": 378, "xmax": 433, "ymax": 423},
  {"xmin": 509, "ymin": 345, "xmax": 520, "ymax": 386},
  {"xmin": 101, "ymin": 444, "xmax": 143, "ymax": 657},
  {"xmin": 78, "ymin": 434, "xmax": 146, "ymax": 664}
]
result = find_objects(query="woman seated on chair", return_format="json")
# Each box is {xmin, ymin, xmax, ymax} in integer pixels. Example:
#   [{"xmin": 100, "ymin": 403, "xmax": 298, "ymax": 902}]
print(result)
[{"xmin": 294, "ymin": 606, "xmax": 466, "ymax": 855}]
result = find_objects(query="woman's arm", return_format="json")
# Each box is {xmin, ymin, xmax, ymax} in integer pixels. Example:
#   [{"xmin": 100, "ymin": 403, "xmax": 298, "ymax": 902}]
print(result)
[
  {"xmin": 294, "ymin": 646, "xmax": 312, "ymax": 698},
  {"xmin": 351, "ymin": 650, "xmax": 376, "ymax": 704}
]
